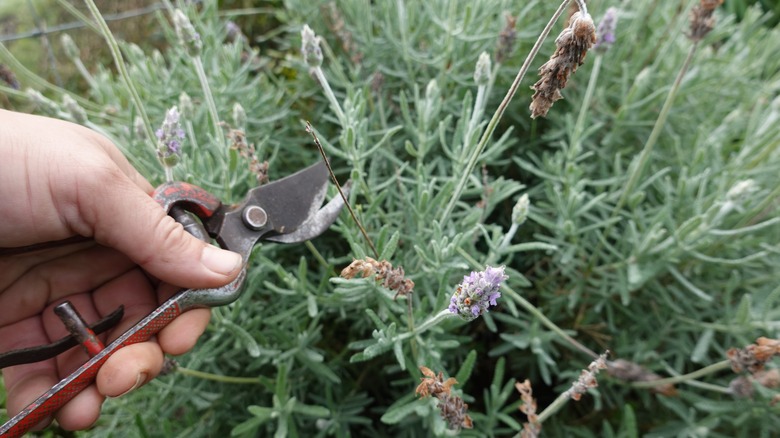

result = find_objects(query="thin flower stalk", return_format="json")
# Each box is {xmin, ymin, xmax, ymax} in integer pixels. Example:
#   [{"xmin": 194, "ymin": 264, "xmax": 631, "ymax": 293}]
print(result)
[
  {"xmin": 498, "ymin": 193, "xmax": 530, "ymax": 252},
  {"xmin": 513, "ymin": 353, "xmax": 608, "ymax": 438},
  {"xmin": 302, "ymin": 25, "xmax": 347, "ymax": 127},
  {"xmin": 439, "ymin": 0, "xmax": 579, "ymax": 225},
  {"xmin": 60, "ymin": 33, "xmax": 97, "ymax": 89},
  {"xmin": 173, "ymin": 9, "xmax": 226, "ymax": 159},
  {"xmin": 629, "ymin": 360, "xmax": 732, "ymax": 390},
  {"xmin": 587, "ymin": 15, "xmax": 706, "ymax": 269},
  {"xmin": 607, "ymin": 359, "xmax": 678, "ymax": 396},
  {"xmin": 83, "ymin": 0, "xmax": 155, "ymax": 151},
  {"xmin": 570, "ymin": 7, "xmax": 617, "ymax": 159}
]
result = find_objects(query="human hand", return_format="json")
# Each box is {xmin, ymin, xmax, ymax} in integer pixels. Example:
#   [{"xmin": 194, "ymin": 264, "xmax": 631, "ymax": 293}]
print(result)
[{"xmin": 0, "ymin": 110, "xmax": 243, "ymax": 430}]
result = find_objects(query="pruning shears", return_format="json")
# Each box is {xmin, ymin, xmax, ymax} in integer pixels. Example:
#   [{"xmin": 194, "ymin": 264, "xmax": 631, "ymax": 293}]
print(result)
[{"xmin": 0, "ymin": 162, "xmax": 345, "ymax": 437}]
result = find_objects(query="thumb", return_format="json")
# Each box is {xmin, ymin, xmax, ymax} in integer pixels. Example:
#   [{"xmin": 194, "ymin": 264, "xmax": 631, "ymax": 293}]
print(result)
[{"xmin": 70, "ymin": 166, "xmax": 243, "ymax": 289}]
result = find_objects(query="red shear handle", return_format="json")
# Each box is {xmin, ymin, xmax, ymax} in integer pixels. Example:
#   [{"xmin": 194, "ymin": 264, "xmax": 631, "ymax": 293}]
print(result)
[
  {"xmin": 0, "ymin": 298, "xmax": 184, "ymax": 437},
  {"xmin": 152, "ymin": 181, "xmax": 222, "ymax": 219}
]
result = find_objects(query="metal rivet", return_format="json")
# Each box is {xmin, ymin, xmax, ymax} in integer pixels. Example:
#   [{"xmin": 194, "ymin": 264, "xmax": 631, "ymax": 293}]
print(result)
[{"xmin": 242, "ymin": 205, "xmax": 267, "ymax": 230}]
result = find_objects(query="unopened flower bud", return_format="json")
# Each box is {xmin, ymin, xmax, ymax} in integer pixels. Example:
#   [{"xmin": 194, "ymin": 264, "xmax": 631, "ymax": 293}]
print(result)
[
  {"xmin": 473, "ymin": 51, "xmax": 491, "ymax": 86},
  {"xmin": 232, "ymin": 102, "xmax": 246, "ymax": 128},
  {"xmin": 178, "ymin": 92, "xmax": 194, "ymax": 119},
  {"xmin": 172, "ymin": 9, "xmax": 202, "ymax": 57},
  {"xmin": 26, "ymin": 88, "xmax": 58, "ymax": 114},
  {"xmin": 726, "ymin": 179, "xmax": 758, "ymax": 202},
  {"xmin": 301, "ymin": 25, "xmax": 323, "ymax": 68},
  {"xmin": 60, "ymin": 33, "xmax": 80, "ymax": 59},
  {"xmin": 62, "ymin": 94, "xmax": 87, "ymax": 124},
  {"xmin": 511, "ymin": 194, "xmax": 530, "ymax": 225},
  {"xmin": 425, "ymin": 79, "xmax": 439, "ymax": 101}
]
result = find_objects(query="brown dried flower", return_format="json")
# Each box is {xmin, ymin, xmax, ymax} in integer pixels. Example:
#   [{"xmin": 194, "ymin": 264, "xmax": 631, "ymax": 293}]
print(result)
[
  {"xmin": 415, "ymin": 366, "xmax": 473, "ymax": 430},
  {"xmin": 228, "ymin": 129, "xmax": 269, "ymax": 185},
  {"xmin": 565, "ymin": 352, "xmax": 608, "ymax": 401},
  {"xmin": 729, "ymin": 369, "xmax": 780, "ymax": 399},
  {"xmin": 0, "ymin": 64, "xmax": 20, "ymax": 90},
  {"xmin": 607, "ymin": 359, "xmax": 678, "ymax": 396},
  {"xmin": 727, "ymin": 337, "xmax": 780, "ymax": 374},
  {"xmin": 530, "ymin": 11, "xmax": 596, "ymax": 118},
  {"xmin": 516, "ymin": 379, "xmax": 541, "ymax": 438},
  {"xmin": 688, "ymin": 0, "xmax": 724, "ymax": 42},
  {"xmin": 494, "ymin": 13, "xmax": 517, "ymax": 64},
  {"xmin": 341, "ymin": 257, "xmax": 414, "ymax": 299}
]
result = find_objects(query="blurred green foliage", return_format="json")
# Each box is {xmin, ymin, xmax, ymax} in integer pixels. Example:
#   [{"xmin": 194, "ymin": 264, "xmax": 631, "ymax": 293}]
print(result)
[{"xmin": 1, "ymin": 0, "xmax": 779, "ymax": 436}]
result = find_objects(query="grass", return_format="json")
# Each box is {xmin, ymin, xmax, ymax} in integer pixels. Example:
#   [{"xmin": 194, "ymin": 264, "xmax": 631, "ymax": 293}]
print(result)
[{"xmin": 1, "ymin": 0, "xmax": 780, "ymax": 436}]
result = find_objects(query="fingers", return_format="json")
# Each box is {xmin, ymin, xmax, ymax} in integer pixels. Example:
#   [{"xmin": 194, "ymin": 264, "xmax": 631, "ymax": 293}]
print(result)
[
  {"xmin": 0, "ymin": 245, "xmax": 135, "ymax": 327},
  {"xmin": 62, "ymin": 164, "xmax": 243, "ymax": 290},
  {"xmin": 95, "ymin": 342, "xmax": 162, "ymax": 398}
]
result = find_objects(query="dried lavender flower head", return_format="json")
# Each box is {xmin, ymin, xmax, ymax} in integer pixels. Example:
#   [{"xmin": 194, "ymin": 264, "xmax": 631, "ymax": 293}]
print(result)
[
  {"xmin": 301, "ymin": 24, "xmax": 323, "ymax": 68},
  {"xmin": 494, "ymin": 12, "xmax": 517, "ymax": 64},
  {"xmin": 530, "ymin": 11, "xmax": 596, "ymax": 119},
  {"xmin": 449, "ymin": 265, "xmax": 507, "ymax": 320},
  {"xmin": 156, "ymin": 106, "xmax": 185, "ymax": 167},
  {"xmin": 689, "ymin": 0, "xmax": 724, "ymax": 42},
  {"xmin": 593, "ymin": 7, "xmax": 618, "ymax": 53},
  {"xmin": 172, "ymin": 9, "xmax": 202, "ymax": 57}
]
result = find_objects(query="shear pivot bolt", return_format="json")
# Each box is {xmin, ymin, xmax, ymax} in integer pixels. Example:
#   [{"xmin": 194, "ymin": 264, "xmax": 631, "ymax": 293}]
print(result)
[{"xmin": 242, "ymin": 205, "xmax": 267, "ymax": 230}]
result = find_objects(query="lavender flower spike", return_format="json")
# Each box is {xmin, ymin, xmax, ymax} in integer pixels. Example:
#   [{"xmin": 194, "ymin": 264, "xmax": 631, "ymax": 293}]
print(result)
[
  {"xmin": 156, "ymin": 106, "xmax": 185, "ymax": 168},
  {"xmin": 449, "ymin": 266, "xmax": 508, "ymax": 320},
  {"xmin": 301, "ymin": 24, "xmax": 323, "ymax": 68},
  {"xmin": 594, "ymin": 7, "xmax": 618, "ymax": 53}
]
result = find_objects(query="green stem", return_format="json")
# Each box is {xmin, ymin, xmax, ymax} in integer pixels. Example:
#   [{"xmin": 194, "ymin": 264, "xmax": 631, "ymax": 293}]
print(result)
[
  {"xmin": 177, "ymin": 366, "xmax": 262, "ymax": 384},
  {"xmin": 588, "ymin": 43, "xmax": 699, "ymax": 268},
  {"xmin": 569, "ymin": 54, "xmax": 603, "ymax": 161},
  {"xmin": 629, "ymin": 359, "xmax": 731, "ymax": 389},
  {"xmin": 439, "ymin": 0, "xmax": 573, "ymax": 225},
  {"xmin": 305, "ymin": 241, "xmax": 330, "ymax": 273},
  {"xmin": 457, "ymin": 247, "xmax": 598, "ymax": 359},
  {"xmin": 83, "ymin": 0, "xmax": 156, "ymax": 152},
  {"xmin": 535, "ymin": 390, "xmax": 571, "ymax": 424},
  {"xmin": 193, "ymin": 56, "xmax": 224, "ymax": 147},
  {"xmin": 394, "ymin": 309, "xmax": 453, "ymax": 343},
  {"xmin": 312, "ymin": 66, "xmax": 347, "ymax": 128}
]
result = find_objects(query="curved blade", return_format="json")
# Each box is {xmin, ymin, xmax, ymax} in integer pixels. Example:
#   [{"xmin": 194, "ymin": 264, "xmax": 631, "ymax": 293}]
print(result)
[
  {"xmin": 248, "ymin": 161, "xmax": 329, "ymax": 234},
  {"xmin": 267, "ymin": 181, "xmax": 351, "ymax": 243}
]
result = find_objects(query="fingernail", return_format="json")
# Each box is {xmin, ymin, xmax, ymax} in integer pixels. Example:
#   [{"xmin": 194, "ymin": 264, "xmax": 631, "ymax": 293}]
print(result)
[
  {"xmin": 110, "ymin": 372, "xmax": 147, "ymax": 398},
  {"xmin": 201, "ymin": 245, "xmax": 243, "ymax": 276}
]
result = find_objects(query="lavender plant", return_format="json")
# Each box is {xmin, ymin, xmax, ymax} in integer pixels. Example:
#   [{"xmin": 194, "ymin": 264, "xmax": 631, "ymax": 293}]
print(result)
[{"xmin": 1, "ymin": 0, "xmax": 779, "ymax": 436}]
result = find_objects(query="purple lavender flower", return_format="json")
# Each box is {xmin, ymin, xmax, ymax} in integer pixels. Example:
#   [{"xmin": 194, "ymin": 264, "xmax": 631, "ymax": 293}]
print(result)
[
  {"xmin": 594, "ymin": 7, "xmax": 618, "ymax": 53},
  {"xmin": 448, "ymin": 266, "xmax": 507, "ymax": 320},
  {"xmin": 156, "ymin": 106, "xmax": 185, "ymax": 167}
]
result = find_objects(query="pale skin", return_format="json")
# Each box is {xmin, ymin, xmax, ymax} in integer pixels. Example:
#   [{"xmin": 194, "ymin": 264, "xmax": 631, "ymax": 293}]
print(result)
[{"xmin": 0, "ymin": 110, "xmax": 243, "ymax": 430}]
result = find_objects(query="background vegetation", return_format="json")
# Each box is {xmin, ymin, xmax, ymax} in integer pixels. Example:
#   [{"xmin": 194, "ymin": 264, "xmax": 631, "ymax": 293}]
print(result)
[{"xmin": 1, "ymin": 0, "xmax": 779, "ymax": 436}]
